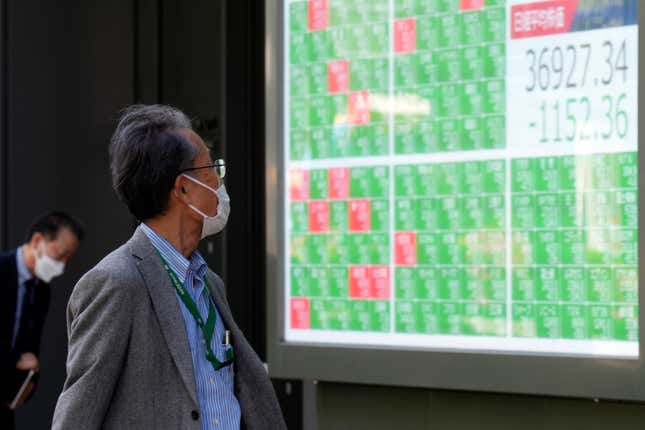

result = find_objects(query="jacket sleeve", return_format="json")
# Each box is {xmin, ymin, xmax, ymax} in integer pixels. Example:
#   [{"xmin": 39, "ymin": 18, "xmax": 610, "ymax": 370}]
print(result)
[{"xmin": 51, "ymin": 269, "xmax": 135, "ymax": 430}]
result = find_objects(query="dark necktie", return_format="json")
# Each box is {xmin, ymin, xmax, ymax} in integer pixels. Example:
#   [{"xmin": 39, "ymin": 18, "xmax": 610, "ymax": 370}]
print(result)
[{"xmin": 14, "ymin": 279, "xmax": 36, "ymax": 352}]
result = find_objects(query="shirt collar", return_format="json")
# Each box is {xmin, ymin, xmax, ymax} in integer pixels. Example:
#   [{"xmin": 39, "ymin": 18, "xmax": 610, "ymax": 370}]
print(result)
[
  {"xmin": 16, "ymin": 246, "xmax": 34, "ymax": 285},
  {"xmin": 140, "ymin": 223, "xmax": 207, "ymax": 284}
]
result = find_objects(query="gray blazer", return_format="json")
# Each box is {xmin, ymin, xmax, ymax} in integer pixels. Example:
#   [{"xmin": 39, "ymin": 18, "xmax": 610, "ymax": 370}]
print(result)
[{"xmin": 52, "ymin": 227, "xmax": 286, "ymax": 429}]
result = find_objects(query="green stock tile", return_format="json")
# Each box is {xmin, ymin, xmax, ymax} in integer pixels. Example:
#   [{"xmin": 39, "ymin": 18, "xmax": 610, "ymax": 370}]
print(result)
[
  {"xmin": 417, "ymin": 120, "xmax": 440, "ymax": 154},
  {"xmin": 289, "ymin": 2, "xmax": 308, "ymax": 33},
  {"xmin": 482, "ymin": 79, "xmax": 505, "ymax": 114},
  {"xmin": 395, "ymin": 121, "xmax": 418, "ymax": 155},
  {"xmin": 417, "ymin": 233, "xmax": 439, "ymax": 265},
  {"xmin": 395, "ymin": 300, "xmax": 418, "ymax": 333},
  {"xmin": 437, "ymin": 267, "xmax": 464, "ymax": 299},
  {"xmin": 289, "ymin": 128, "xmax": 310, "ymax": 161},
  {"xmin": 310, "ymin": 126, "xmax": 332, "ymax": 159},
  {"xmin": 535, "ymin": 267, "xmax": 560, "ymax": 301},
  {"xmin": 535, "ymin": 230, "xmax": 561, "ymax": 265},
  {"xmin": 309, "ymin": 96, "xmax": 332, "ymax": 127},
  {"xmin": 461, "ymin": 196, "xmax": 484, "ymax": 229},
  {"xmin": 437, "ymin": 196, "xmax": 462, "ymax": 230},
  {"xmin": 537, "ymin": 303, "xmax": 561, "ymax": 339},
  {"xmin": 461, "ymin": 117, "xmax": 484, "ymax": 150},
  {"xmin": 372, "ymin": 124, "xmax": 390, "ymax": 155},
  {"xmin": 291, "ymin": 97, "xmax": 309, "ymax": 130},
  {"xmin": 512, "ymin": 303, "xmax": 537, "ymax": 338},
  {"xmin": 350, "ymin": 58, "xmax": 373, "ymax": 91},
  {"xmin": 615, "ymin": 190, "xmax": 638, "ymax": 228},
  {"xmin": 614, "ymin": 305, "xmax": 638, "ymax": 341},
  {"xmin": 482, "ymin": 7, "xmax": 506, "ymax": 42},
  {"xmin": 309, "ymin": 266, "xmax": 330, "ymax": 297},
  {"xmin": 416, "ymin": 198, "xmax": 439, "ymax": 230},
  {"xmin": 438, "ymin": 302, "xmax": 463, "ymax": 335},
  {"xmin": 438, "ymin": 13, "xmax": 463, "ymax": 47},
  {"xmin": 437, "ymin": 163, "xmax": 463, "ymax": 195},
  {"xmin": 395, "ymin": 198, "xmax": 418, "ymax": 231},
  {"xmin": 309, "ymin": 169, "xmax": 329, "ymax": 199},
  {"xmin": 587, "ymin": 267, "xmax": 614, "ymax": 303},
  {"xmin": 561, "ymin": 229, "xmax": 586, "ymax": 265},
  {"xmin": 291, "ymin": 65, "xmax": 309, "ymax": 97},
  {"xmin": 325, "ymin": 299, "xmax": 351, "ymax": 330},
  {"xmin": 482, "ymin": 115, "xmax": 505, "ymax": 149},
  {"xmin": 512, "ymin": 231, "xmax": 535, "ymax": 265},
  {"xmin": 482, "ymin": 43, "xmax": 505, "ymax": 78},
  {"xmin": 329, "ymin": 201, "xmax": 348, "ymax": 232},
  {"xmin": 290, "ymin": 32, "xmax": 308, "ymax": 64},
  {"xmin": 589, "ymin": 305, "xmax": 613, "ymax": 339},
  {"xmin": 462, "ymin": 82, "xmax": 484, "ymax": 115},
  {"xmin": 417, "ymin": 301, "xmax": 440, "ymax": 334},
  {"xmin": 461, "ymin": 10, "xmax": 483, "ymax": 45},
  {"xmin": 417, "ymin": 267, "xmax": 439, "ymax": 299},
  {"xmin": 349, "ymin": 126, "xmax": 374, "ymax": 157},
  {"xmin": 306, "ymin": 30, "xmax": 331, "ymax": 63},
  {"xmin": 535, "ymin": 193, "xmax": 561, "ymax": 228},
  {"xmin": 396, "ymin": 267, "xmax": 417, "ymax": 299},
  {"xmin": 328, "ymin": 266, "xmax": 349, "ymax": 297},
  {"xmin": 370, "ymin": 301, "xmax": 391, "ymax": 332},
  {"xmin": 290, "ymin": 234, "xmax": 309, "ymax": 264},
  {"xmin": 560, "ymin": 192, "xmax": 584, "ymax": 228},
  {"xmin": 367, "ymin": 22, "xmax": 389, "ymax": 56},
  {"xmin": 330, "ymin": 125, "xmax": 352, "ymax": 158},
  {"xmin": 512, "ymin": 267, "xmax": 536, "ymax": 301},
  {"xmin": 350, "ymin": 300, "xmax": 372, "ymax": 331},
  {"xmin": 395, "ymin": 164, "xmax": 418, "ymax": 197},
  {"xmin": 482, "ymin": 194, "xmax": 505, "ymax": 229},
  {"xmin": 560, "ymin": 267, "xmax": 587, "ymax": 302},
  {"xmin": 290, "ymin": 266, "xmax": 311, "ymax": 297},
  {"xmin": 614, "ymin": 267, "xmax": 638, "ymax": 304},
  {"xmin": 611, "ymin": 228, "xmax": 637, "ymax": 265},
  {"xmin": 438, "ymin": 119, "xmax": 463, "ymax": 152},
  {"xmin": 308, "ymin": 62, "xmax": 328, "ymax": 95},
  {"xmin": 349, "ymin": 233, "xmax": 371, "ymax": 264},
  {"xmin": 370, "ymin": 233, "xmax": 390, "ymax": 265},
  {"xmin": 438, "ymin": 83, "xmax": 461, "ymax": 117},
  {"xmin": 461, "ymin": 302, "xmax": 484, "ymax": 335},
  {"xmin": 436, "ymin": 49, "xmax": 463, "ymax": 83},
  {"xmin": 511, "ymin": 194, "xmax": 535, "ymax": 229},
  {"xmin": 416, "ymin": 15, "xmax": 439, "ymax": 51},
  {"xmin": 417, "ymin": 51, "xmax": 438, "ymax": 85},
  {"xmin": 561, "ymin": 304, "xmax": 589, "ymax": 340},
  {"xmin": 307, "ymin": 234, "xmax": 329, "ymax": 264},
  {"xmin": 290, "ymin": 202, "xmax": 309, "ymax": 233},
  {"xmin": 462, "ymin": 46, "xmax": 484, "ymax": 81},
  {"xmin": 585, "ymin": 229, "xmax": 612, "ymax": 265},
  {"xmin": 616, "ymin": 152, "xmax": 637, "ymax": 188},
  {"xmin": 371, "ymin": 199, "xmax": 390, "ymax": 232},
  {"xmin": 395, "ymin": 54, "xmax": 419, "ymax": 88},
  {"xmin": 534, "ymin": 156, "xmax": 561, "ymax": 191},
  {"xmin": 416, "ymin": 164, "xmax": 440, "ymax": 196}
]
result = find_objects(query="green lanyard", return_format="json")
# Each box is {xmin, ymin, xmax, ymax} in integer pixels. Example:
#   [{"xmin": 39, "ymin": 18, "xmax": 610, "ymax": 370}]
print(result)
[{"xmin": 157, "ymin": 252, "xmax": 234, "ymax": 371}]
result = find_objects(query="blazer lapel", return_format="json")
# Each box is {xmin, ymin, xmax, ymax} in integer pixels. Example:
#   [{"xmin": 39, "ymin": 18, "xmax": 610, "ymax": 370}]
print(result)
[{"xmin": 128, "ymin": 227, "xmax": 198, "ymax": 406}]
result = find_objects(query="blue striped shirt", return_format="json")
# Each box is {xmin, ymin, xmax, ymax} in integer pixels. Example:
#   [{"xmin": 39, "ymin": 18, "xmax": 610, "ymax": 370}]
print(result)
[{"xmin": 141, "ymin": 223, "xmax": 241, "ymax": 429}]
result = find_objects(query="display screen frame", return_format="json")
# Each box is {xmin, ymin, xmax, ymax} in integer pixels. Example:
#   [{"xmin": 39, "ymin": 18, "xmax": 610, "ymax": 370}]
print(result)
[{"xmin": 266, "ymin": 0, "xmax": 645, "ymax": 401}]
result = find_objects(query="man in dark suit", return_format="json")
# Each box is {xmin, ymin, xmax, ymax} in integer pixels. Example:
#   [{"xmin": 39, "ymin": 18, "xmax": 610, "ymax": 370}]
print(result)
[{"xmin": 1, "ymin": 211, "xmax": 83, "ymax": 430}]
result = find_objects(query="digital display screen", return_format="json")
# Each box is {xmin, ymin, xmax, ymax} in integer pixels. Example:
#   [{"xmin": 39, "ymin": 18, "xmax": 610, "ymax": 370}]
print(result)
[{"xmin": 283, "ymin": 0, "xmax": 638, "ymax": 358}]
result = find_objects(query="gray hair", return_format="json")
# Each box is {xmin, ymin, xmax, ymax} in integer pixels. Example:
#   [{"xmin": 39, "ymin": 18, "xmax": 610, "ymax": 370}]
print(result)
[{"xmin": 109, "ymin": 104, "xmax": 197, "ymax": 221}]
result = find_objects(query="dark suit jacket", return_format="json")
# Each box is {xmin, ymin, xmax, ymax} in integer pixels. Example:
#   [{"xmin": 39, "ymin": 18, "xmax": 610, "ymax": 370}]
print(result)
[{"xmin": 0, "ymin": 249, "xmax": 50, "ymax": 400}]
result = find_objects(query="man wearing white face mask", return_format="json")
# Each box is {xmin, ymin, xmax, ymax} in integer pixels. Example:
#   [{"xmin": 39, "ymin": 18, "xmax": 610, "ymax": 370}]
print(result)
[
  {"xmin": 1, "ymin": 211, "xmax": 83, "ymax": 430},
  {"xmin": 53, "ymin": 105, "xmax": 286, "ymax": 430}
]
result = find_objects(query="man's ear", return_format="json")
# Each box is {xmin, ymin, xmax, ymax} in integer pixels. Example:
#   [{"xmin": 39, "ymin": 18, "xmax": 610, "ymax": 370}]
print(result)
[
  {"xmin": 173, "ymin": 175, "xmax": 190, "ymax": 200},
  {"xmin": 29, "ymin": 232, "xmax": 43, "ymax": 251}
]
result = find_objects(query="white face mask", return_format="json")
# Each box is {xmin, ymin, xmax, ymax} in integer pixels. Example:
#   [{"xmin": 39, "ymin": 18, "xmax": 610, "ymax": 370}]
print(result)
[
  {"xmin": 34, "ymin": 242, "xmax": 65, "ymax": 283},
  {"xmin": 182, "ymin": 174, "xmax": 231, "ymax": 239}
]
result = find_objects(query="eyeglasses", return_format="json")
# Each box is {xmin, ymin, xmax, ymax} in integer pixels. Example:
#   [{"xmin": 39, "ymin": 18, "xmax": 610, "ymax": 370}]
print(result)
[{"xmin": 180, "ymin": 159, "xmax": 226, "ymax": 178}]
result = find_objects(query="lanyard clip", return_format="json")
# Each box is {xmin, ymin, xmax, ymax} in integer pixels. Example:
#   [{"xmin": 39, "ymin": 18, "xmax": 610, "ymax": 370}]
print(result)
[{"xmin": 224, "ymin": 330, "xmax": 231, "ymax": 347}]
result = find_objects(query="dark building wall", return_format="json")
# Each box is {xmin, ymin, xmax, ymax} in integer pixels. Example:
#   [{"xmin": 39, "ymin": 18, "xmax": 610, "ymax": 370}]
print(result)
[{"xmin": 7, "ymin": 1, "xmax": 135, "ymax": 428}]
